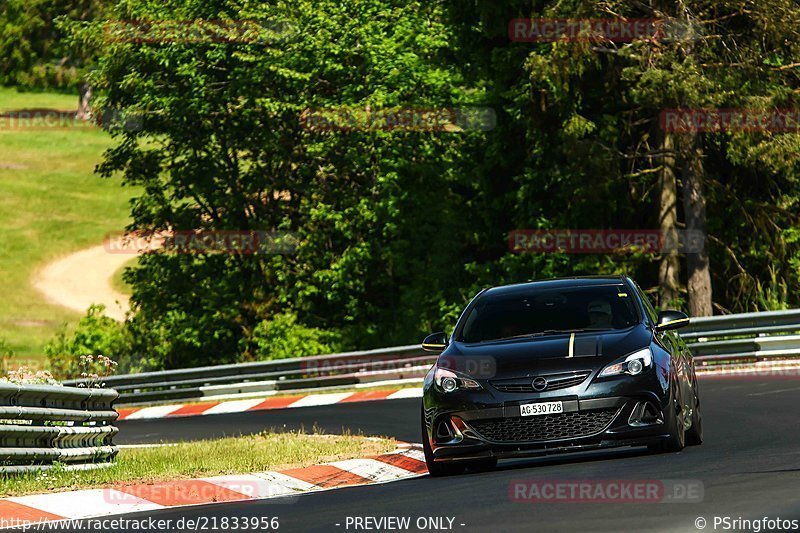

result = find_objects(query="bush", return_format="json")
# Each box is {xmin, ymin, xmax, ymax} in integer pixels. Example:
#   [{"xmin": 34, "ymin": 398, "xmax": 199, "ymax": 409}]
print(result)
[
  {"xmin": 246, "ymin": 313, "xmax": 343, "ymax": 361},
  {"xmin": 0, "ymin": 338, "xmax": 14, "ymax": 373},
  {"xmin": 121, "ymin": 254, "xmax": 254, "ymax": 370},
  {"xmin": 45, "ymin": 305, "xmax": 130, "ymax": 379}
]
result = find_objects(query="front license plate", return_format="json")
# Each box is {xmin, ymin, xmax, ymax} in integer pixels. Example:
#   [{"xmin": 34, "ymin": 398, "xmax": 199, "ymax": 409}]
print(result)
[{"xmin": 519, "ymin": 401, "xmax": 563, "ymax": 417}]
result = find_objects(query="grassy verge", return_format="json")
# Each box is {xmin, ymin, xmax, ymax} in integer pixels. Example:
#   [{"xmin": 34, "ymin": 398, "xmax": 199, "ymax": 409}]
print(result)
[
  {"xmin": 0, "ymin": 89, "xmax": 79, "ymax": 111},
  {"xmin": 0, "ymin": 87, "xmax": 132, "ymax": 365},
  {"xmin": 110, "ymin": 257, "xmax": 137, "ymax": 296},
  {"xmin": 0, "ymin": 431, "xmax": 396, "ymax": 498}
]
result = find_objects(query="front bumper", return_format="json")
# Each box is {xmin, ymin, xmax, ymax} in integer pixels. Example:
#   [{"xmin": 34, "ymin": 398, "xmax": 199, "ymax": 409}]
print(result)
[{"xmin": 424, "ymin": 374, "xmax": 672, "ymax": 462}]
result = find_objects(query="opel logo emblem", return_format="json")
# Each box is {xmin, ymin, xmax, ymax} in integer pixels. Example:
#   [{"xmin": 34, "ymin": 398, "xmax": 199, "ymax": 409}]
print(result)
[{"xmin": 532, "ymin": 376, "xmax": 548, "ymax": 392}]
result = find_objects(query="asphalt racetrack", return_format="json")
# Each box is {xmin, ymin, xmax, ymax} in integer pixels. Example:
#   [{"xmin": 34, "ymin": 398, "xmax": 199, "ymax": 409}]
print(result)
[
  {"xmin": 70, "ymin": 377, "xmax": 800, "ymax": 531},
  {"xmin": 116, "ymin": 399, "xmax": 421, "ymax": 445}
]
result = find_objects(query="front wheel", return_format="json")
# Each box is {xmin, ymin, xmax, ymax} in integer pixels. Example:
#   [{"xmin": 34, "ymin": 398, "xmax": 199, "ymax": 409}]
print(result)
[
  {"xmin": 685, "ymin": 385, "xmax": 703, "ymax": 446},
  {"xmin": 649, "ymin": 385, "xmax": 686, "ymax": 453}
]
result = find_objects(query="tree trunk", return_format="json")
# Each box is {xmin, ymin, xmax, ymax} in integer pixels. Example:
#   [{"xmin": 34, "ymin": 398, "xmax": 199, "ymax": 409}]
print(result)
[
  {"xmin": 658, "ymin": 132, "xmax": 681, "ymax": 309},
  {"xmin": 682, "ymin": 137, "xmax": 713, "ymax": 316},
  {"xmin": 76, "ymin": 81, "xmax": 93, "ymax": 121}
]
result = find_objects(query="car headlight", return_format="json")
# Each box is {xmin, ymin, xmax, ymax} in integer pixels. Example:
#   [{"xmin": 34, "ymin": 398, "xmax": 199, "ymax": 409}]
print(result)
[
  {"xmin": 598, "ymin": 348, "xmax": 652, "ymax": 377},
  {"xmin": 434, "ymin": 366, "xmax": 481, "ymax": 393}
]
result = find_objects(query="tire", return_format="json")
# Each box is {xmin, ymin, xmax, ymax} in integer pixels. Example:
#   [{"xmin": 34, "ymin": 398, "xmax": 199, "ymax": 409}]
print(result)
[
  {"xmin": 649, "ymin": 384, "xmax": 685, "ymax": 454},
  {"xmin": 685, "ymin": 385, "xmax": 704, "ymax": 446},
  {"xmin": 421, "ymin": 407, "xmax": 466, "ymax": 477}
]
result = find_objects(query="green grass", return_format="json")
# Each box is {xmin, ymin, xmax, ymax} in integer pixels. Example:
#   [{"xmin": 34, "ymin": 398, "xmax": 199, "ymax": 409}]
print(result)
[
  {"xmin": 0, "ymin": 87, "xmax": 132, "ymax": 365},
  {"xmin": 0, "ymin": 89, "xmax": 79, "ymax": 112},
  {"xmin": 0, "ymin": 431, "xmax": 396, "ymax": 498},
  {"xmin": 110, "ymin": 257, "xmax": 137, "ymax": 296}
]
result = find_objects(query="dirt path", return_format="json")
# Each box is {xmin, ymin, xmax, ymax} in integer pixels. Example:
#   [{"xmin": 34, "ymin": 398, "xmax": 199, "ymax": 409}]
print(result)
[{"xmin": 32, "ymin": 245, "xmax": 133, "ymax": 322}]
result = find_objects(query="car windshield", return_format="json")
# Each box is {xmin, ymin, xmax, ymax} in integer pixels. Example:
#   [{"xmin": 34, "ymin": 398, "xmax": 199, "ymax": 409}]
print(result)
[{"xmin": 458, "ymin": 284, "xmax": 639, "ymax": 343}]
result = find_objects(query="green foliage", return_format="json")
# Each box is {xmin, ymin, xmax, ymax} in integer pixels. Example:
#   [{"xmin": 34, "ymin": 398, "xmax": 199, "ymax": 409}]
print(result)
[
  {"xmin": 246, "ymin": 313, "xmax": 343, "ymax": 361},
  {"xmin": 453, "ymin": 0, "xmax": 800, "ymax": 314},
  {"xmin": 0, "ymin": 338, "xmax": 14, "ymax": 365},
  {"xmin": 120, "ymin": 256, "xmax": 255, "ymax": 370},
  {"xmin": 0, "ymin": 0, "xmax": 110, "ymax": 90},
  {"xmin": 44, "ymin": 305, "xmax": 131, "ymax": 378},
  {"xmin": 60, "ymin": 0, "xmax": 800, "ymax": 370},
  {"xmin": 0, "ymin": 344, "xmax": 19, "ymax": 390},
  {"xmin": 87, "ymin": 0, "xmax": 483, "ymax": 369}
]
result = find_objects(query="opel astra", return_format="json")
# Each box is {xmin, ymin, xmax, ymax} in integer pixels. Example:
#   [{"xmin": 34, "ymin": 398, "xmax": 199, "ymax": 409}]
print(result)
[{"xmin": 420, "ymin": 276, "xmax": 702, "ymax": 476}]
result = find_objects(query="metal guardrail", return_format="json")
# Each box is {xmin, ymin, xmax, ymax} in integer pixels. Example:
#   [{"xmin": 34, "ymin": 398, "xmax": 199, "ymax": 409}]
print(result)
[
  {"xmin": 681, "ymin": 309, "xmax": 800, "ymax": 340},
  {"xmin": 65, "ymin": 345, "xmax": 436, "ymax": 406},
  {"xmin": 76, "ymin": 309, "xmax": 800, "ymax": 407},
  {"xmin": 0, "ymin": 383, "xmax": 119, "ymax": 474},
  {"xmin": 682, "ymin": 309, "xmax": 800, "ymax": 365}
]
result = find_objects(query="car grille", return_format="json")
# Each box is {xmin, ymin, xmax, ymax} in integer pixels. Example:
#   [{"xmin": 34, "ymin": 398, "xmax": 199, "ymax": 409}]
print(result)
[
  {"xmin": 491, "ymin": 371, "xmax": 591, "ymax": 393},
  {"xmin": 468, "ymin": 408, "xmax": 617, "ymax": 443}
]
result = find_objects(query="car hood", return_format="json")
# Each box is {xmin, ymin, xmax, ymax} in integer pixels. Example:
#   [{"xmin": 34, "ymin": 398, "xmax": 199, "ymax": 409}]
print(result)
[{"xmin": 443, "ymin": 325, "xmax": 652, "ymax": 380}]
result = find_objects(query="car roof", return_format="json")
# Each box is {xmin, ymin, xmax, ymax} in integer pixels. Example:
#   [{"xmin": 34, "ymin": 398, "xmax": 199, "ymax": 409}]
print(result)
[{"xmin": 482, "ymin": 276, "xmax": 629, "ymax": 297}]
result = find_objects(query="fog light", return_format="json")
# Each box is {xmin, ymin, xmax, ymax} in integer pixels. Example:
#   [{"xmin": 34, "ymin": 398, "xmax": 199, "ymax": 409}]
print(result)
[
  {"xmin": 627, "ymin": 359, "xmax": 643, "ymax": 375},
  {"xmin": 441, "ymin": 377, "xmax": 458, "ymax": 392}
]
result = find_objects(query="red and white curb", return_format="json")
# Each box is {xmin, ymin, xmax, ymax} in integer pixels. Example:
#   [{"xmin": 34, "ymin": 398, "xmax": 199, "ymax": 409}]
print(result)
[
  {"xmin": 0, "ymin": 444, "xmax": 427, "ymax": 525},
  {"xmin": 116, "ymin": 388, "xmax": 423, "ymax": 421}
]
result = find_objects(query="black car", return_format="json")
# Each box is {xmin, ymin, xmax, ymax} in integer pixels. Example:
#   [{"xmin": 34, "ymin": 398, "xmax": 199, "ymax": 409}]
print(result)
[{"xmin": 420, "ymin": 276, "xmax": 702, "ymax": 476}]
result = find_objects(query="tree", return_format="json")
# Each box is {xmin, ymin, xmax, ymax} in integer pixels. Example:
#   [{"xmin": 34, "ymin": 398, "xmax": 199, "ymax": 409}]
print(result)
[
  {"xmin": 90, "ymin": 0, "xmax": 481, "ymax": 368},
  {"xmin": 76, "ymin": 0, "xmax": 800, "ymax": 370},
  {"xmin": 0, "ymin": 0, "xmax": 110, "ymax": 115},
  {"xmin": 448, "ymin": 0, "xmax": 800, "ymax": 316},
  {"xmin": 657, "ymin": 131, "xmax": 681, "ymax": 309}
]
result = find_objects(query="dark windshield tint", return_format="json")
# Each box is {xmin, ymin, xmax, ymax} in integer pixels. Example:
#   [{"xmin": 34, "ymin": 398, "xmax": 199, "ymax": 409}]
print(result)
[{"xmin": 458, "ymin": 284, "xmax": 639, "ymax": 343}]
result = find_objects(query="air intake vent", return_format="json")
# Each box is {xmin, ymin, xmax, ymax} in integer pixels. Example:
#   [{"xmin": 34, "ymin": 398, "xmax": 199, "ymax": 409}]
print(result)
[{"xmin": 469, "ymin": 408, "xmax": 617, "ymax": 443}]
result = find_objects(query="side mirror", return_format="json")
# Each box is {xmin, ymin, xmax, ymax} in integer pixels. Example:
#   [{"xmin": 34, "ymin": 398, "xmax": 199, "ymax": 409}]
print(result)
[
  {"xmin": 422, "ymin": 332, "xmax": 449, "ymax": 352},
  {"xmin": 655, "ymin": 310, "xmax": 690, "ymax": 332}
]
